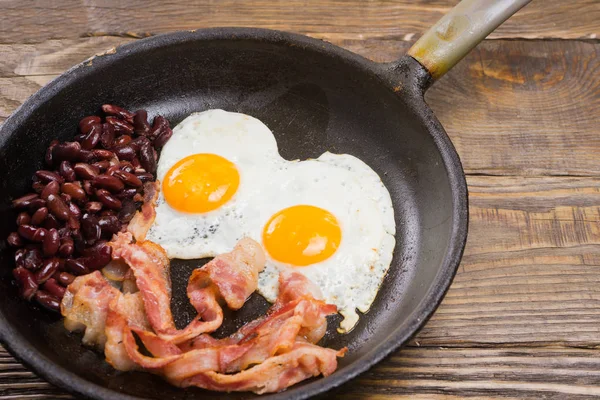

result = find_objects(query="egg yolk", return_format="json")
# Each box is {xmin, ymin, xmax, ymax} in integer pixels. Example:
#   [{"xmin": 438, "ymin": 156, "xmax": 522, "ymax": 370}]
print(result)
[
  {"xmin": 262, "ymin": 205, "xmax": 341, "ymax": 267},
  {"xmin": 162, "ymin": 153, "xmax": 240, "ymax": 213}
]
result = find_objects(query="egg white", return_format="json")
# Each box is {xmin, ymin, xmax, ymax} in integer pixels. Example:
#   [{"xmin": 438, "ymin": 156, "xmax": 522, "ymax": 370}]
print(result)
[{"xmin": 146, "ymin": 109, "xmax": 396, "ymax": 332}]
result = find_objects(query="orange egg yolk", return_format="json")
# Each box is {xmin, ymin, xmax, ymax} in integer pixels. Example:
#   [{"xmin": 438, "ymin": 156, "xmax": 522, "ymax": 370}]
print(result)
[
  {"xmin": 162, "ymin": 153, "xmax": 240, "ymax": 213},
  {"xmin": 262, "ymin": 205, "xmax": 341, "ymax": 267}
]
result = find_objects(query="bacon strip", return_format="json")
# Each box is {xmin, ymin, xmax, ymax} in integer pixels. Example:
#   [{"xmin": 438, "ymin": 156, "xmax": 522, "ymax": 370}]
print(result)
[
  {"xmin": 142, "ymin": 274, "xmax": 337, "ymax": 379},
  {"xmin": 178, "ymin": 342, "xmax": 345, "ymax": 394},
  {"xmin": 104, "ymin": 292, "xmax": 150, "ymax": 371},
  {"xmin": 127, "ymin": 181, "xmax": 159, "ymax": 242},
  {"xmin": 64, "ymin": 236, "xmax": 346, "ymax": 393},
  {"xmin": 112, "ymin": 236, "xmax": 266, "ymax": 347},
  {"xmin": 61, "ymin": 271, "xmax": 119, "ymax": 350}
]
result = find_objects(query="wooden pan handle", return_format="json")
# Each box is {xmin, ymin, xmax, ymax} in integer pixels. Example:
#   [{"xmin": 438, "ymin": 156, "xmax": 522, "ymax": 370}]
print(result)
[{"xmin": 407, "ymin": 0, "xmax": 532, "ymax": 82}]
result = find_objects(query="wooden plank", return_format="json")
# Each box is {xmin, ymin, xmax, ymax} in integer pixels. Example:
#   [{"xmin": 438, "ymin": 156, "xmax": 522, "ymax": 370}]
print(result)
[
  {"xmin": 1, "ymin": 39, "xmax": 598, "ymax": 176},
  {"xmin": 4, "ymin": 346, "xmax": 600, "ymax": 399},
  {"xmin": 1, "ymin": 0, "xmax": 598, "ymax": 44},
  {"xmin": 417, "ymin": 176, "xmax": 600, "ymax": 347}
]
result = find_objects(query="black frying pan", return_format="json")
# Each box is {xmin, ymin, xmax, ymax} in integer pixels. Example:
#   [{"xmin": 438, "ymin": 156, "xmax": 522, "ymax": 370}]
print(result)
[{"xmin": 0, "ymin": 1, "xmax": 530, "ymax": 399}]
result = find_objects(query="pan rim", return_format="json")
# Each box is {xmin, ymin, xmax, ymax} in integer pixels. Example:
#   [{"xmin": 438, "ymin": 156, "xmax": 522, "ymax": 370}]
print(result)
[{"xmin": 0, "ymin": 27, "xmax": 468, "ymax": 400}]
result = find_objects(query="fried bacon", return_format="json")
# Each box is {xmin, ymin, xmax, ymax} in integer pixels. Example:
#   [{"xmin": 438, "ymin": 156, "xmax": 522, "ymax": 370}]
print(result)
[
  {"xmin": 60, "ymin": 271, "xmax": 119, "ymax": 350},
  {"xmin": 127, "ymin": 181, "xmax": 159, "ymax": 242},
  {"xmin": 61, "ymin": 236, "xmax": 346, "ymax": 394},
  {"xmin": 179, "ymin": 342, "xmax": 345, "ymax": 394}
]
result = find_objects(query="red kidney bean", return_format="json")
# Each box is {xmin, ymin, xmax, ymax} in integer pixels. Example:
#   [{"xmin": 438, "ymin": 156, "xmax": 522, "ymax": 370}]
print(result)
[
  {"xmin": 27, "ymin": 198, "xmax": 47, "ymax": 213},
  {"xmin": 93, "ymin": 148, "xmax": 114, "ymax": 160},
  {"xmin": 16, "ymin": 211, "xmax": 31, "ymax": 225},
  {"xmin": 114, "ymin": 134, "xmax": 132, "ymax": 146},
  {"xmin": 149, "ymin": 116, "xmax": 167, "ymax": 140},
  {"xmin": 115, "ymin": 188, "xmax": 138, "ymax": 200},
  {"xmin": 12, "ymin": 193, "xmax": 39, "ymax": 209},
  {"xmin": 46, "ymin": 194, "xmax": 71, "ymax": 221},
  {"xmin": 81, "ymin": 123, "xmax": 102, "ymax": 150},
  {"xmin": 131, "ymin": 157, "xmax": 142, "ymax": 169},
  {"xmin": 43, "ymin": 214, "xmax": 60, "ymax": 230},
  {"xmin": 20, "ymin": 247, "xmax": 42, "ymax": 270},
  {"xmin": 35, "ymin": 170, "xmax": 64, "ymax": 184},
  {"xmin": 73, "ymin": 163, "xmax": 99, "ymax": 180},
  {"xmin": 14, "ymin": 248, "xmax": 26, "ymax": 266},
  {"xmin": 133, "ymin": 110, "xmax": 150, "ymax": 135},
  {"xmin": 135, "ymin": 172, "xmax": 154, "ymax": 183},
  {"xmin": 45, "ymin": 140, "xmax": 59, "ymax": 167},
  {"xmin": 58, "ymin": 238, "xmax": 74, "ymax": 257},
  {"xmin": 35, "ymin": 258, "xmax": 59, "ymax": 284},
  {"xmin": 57, "ymin": 272, "xmax": 75, "ymax": 287},
  {"xmin": 102, "ymin": 104, "xmax": 134, "ymax": 124},
  {"xmin": 42, "ymin": 228, "xmax": 60, "ymax": 256},
  {"xmin": 31, "ymin": 207, "xmax": 48, "ymax": 226},
  {"xmin": 69, "ymin": 199, "xmax": 82, "ymax": 217},
  {"xmin": 17, "ymin": 224, "xmax": 38, "ymax": 241},
  {"xmin": 67, "ymin": 216, "xmax": 80, "ymax": 231},
  {"xmin": 108, "ymin": 156, "xmax": 120, "ymax": 167},
  {"xmin": 131, "ymin": 135, "xmax": 151, "ymax": 151},
  {"xmin": 105, "ymin": 164, "xmax": 120, "ymax": 176},
  {"xmin": 106, "ymin": 116, "xmax": 134, "ymax": 135},
  {"xmin": 92, "ymin": 160, "xmax": 110, "ymax": 172},
  {"xmin": 31, "ymin": 228, "xmax": 47, "ymax": 242},
  {"xmin": 113, "ymin": 144, "xmax": 136, "ymax": 161},
  {"xmin": 60, "ymin": 191, "xmax": 71, "ymax": 204},
  {"xmin": 59, "ymin": 161, "xmax": 76, "ymax": 182},
  {"xmin": 68, "ymin": 199, "xmax": 80, "ymax": 216},
  {"xmin": 7, "ymin": 232, "xmax": 23, "ymax": 247},
  {"xmin": 61, "ymin": 182, "xmax": 86, "ymax": 202},
  {"xmin": 82, "ymin": 180, "xmax": 93, "ymax": 196},
  {"xmin": 81, "ymin": 214, "xmax": 101, "ymax": 244},
  {"xmin": 100, "ymin": 122, "xmax": 115, "ymax": 149},
  {"xmin": 154, "ymin": 126, "xmax": 173, "ymax": 149},
  {"xmin": 98, "ymin": 215, "xmax": 120, "ymax": 237},
  {"xmin": 84, "ymin": 201, "xmax": 103, "ymax": 213},
  {"xmin": 119, "ymin": 161, "xmax": 134, "ymax": 174},
  {"xmin": 93, "ymin": 174, "xmax": 125, "ymax": 193},
  {"xmin": 13, "ymin": 267, "xmax": 38, "ymax": 300},
  {"xmin": 118, "ymin": 199, "xmax": 137, "ymax": 223},
  {"xmin": 96, "ymin": 189, "xmax": 122, "ymax": 210},
  {"xmin": 78, "ymin": 149, "xmax": 96, "ymax": 163},
  {"xmin": 34, "ymin": 291, "xmax": 60, "ymax": 311},
  {"xmin": 71, "ymin": 229, "xmax": 85, "ymax": 253},
  {"xmin": 41, "ymin": 180, "xmax": 60, "ymax": 200},
  {"xmin": 74, "ymin": 133, "xmax": 86, "ymax": 142},
  {"xmin": 99, "ymin": 209, "xmax": 116, "ymax": 217},
  {"xmin": 52, "ymin": 142, "xmax": 81, "ymax": 163},
  {"xmin": 58, "ymin": 227, "xmax": 70, "ymax": 239},
  {"xmin": 65, "ymin": 258, "xmax": 89, "ymax": 275},
  {"xmin": 79, "ymin": 116, "xmax": 101, "ymax": 134},
  {"xmin": 81, "ymin": 242, "xmax": 112, "ymax": 270},
  {"xmin": 43, "ymin": 278, "xmax": 66, "ymax": 299},
  {"xmin": 32, "ymin": 181, "xmax": 45, "ymax": 193},
  {"xmin": 139, "ymin": 142, "xmax": 157, "ymax": 174}
]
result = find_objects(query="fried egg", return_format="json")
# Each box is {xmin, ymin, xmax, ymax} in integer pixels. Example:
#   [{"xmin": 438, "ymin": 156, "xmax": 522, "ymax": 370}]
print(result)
[{"xmin": 146, "ymin": 109, "xmax": 395, "ymax": 332}]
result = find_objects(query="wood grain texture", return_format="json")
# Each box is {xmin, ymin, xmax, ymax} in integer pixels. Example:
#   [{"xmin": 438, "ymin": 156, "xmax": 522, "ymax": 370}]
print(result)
[
  {"xmin": 1, "ymin": 0, "xmax": 599, "ymax": 44},
  {"xmin": 417, "ymin": 176, "xmax": 600, "ymax": 347},
  {"xmin": 6, "ymin": 346, "xmax": 600, "ymax": 399},
  {"xmin": 1, "ymin": 39, "xmax": 598, "ymax": 176}
]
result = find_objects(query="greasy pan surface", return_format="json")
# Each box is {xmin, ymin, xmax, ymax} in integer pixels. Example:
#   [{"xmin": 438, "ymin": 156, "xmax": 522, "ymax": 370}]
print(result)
[{"xmin": 0, "ymin": 29, "xmax": 467, "ymax": 399}]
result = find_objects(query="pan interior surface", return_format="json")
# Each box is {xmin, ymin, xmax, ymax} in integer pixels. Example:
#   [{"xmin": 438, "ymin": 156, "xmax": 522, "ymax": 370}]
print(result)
[{"xmin": 0, "ymin": 31, "xmax": 464, "ymax": 400}]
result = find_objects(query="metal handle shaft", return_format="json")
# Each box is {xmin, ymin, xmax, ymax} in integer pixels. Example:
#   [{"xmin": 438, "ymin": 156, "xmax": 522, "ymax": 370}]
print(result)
[{"xmin": 407, "ymin": 0, "xmax": 532, "ymax": 81}]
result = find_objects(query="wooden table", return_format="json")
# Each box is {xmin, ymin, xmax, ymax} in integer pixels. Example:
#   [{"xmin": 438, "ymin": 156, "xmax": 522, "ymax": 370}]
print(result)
[{"xmin": 1, "ymin": 1, "xmax": 599, "ymax": 398}]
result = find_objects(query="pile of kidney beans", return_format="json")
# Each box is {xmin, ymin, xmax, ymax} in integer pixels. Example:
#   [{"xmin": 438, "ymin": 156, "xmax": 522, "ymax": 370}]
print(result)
[{"xmin": 6, "ymin": 104, "xmax": 172, "ymax": 312}]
